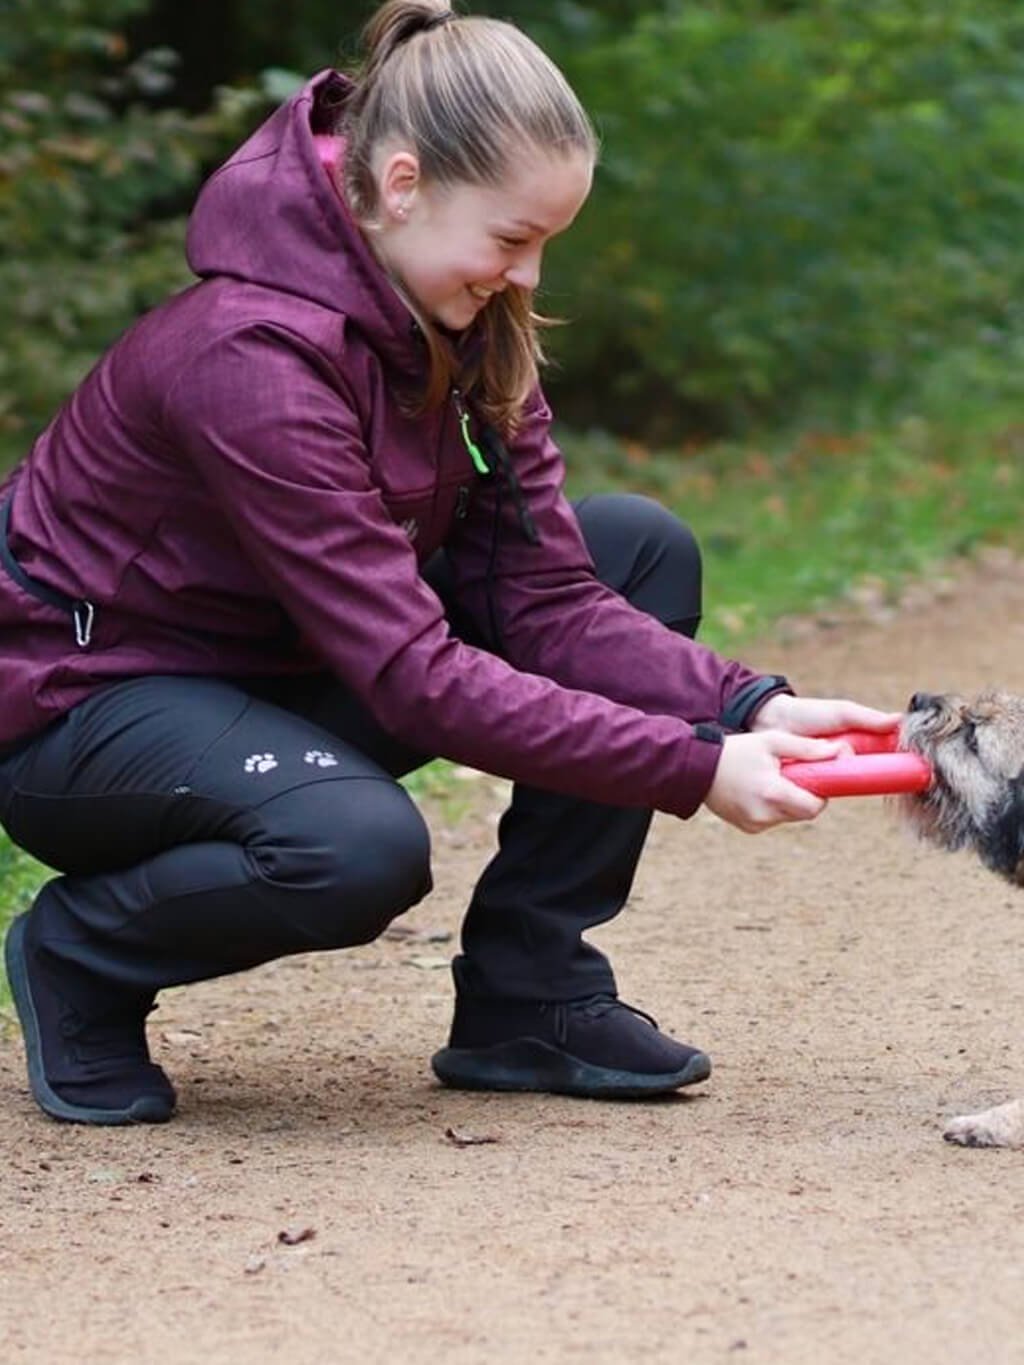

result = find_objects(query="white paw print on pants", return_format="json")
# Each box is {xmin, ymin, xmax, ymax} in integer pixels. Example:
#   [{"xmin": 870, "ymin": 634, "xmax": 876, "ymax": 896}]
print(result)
[
  {"xmin": 244, "ymin": 753, "xmax": 278, "ymax": 774},
  {"xmin": 304, "ymin": 749, "xmax": 339, "ymax": 768}
]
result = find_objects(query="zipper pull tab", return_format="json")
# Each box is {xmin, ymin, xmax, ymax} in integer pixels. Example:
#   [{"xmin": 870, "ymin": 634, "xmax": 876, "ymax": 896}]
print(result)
[{"xmin": 453, "ymin": 388, "xmax": 490, "ymax": 476}]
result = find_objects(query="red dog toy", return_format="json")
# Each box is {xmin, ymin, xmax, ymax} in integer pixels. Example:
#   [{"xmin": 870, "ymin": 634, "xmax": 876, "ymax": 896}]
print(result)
[{"xmin": 781, "ymin": 729, "xmax": 932, "ymax": 798}]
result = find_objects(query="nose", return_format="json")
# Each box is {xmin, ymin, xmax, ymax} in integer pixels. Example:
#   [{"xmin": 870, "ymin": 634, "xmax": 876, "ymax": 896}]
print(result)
[
  {"xmin": 505, "ymin": 246, "xmax": 543, "ymax": 291},
  {"xmin": 909, "ymin": 692, "xmax": 939, "ymax": 713}
]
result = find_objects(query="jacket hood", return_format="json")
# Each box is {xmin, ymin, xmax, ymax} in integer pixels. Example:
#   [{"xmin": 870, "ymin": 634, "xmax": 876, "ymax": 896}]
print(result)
[{"xmin": 186, "ymin": 71, "xmax": 422, "ymax": 375}]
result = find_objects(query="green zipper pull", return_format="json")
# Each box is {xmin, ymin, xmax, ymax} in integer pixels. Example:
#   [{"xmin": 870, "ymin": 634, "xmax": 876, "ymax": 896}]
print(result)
[{"xmin": 453, "ymin": 388, "xmax": 490, "ymax": 476}]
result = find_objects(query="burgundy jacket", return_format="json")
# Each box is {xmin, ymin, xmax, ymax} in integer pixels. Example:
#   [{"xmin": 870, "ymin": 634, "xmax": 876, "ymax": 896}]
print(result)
[{"xmin": 0, "ymin": 72, "xmax": 780, "ymax": 818}]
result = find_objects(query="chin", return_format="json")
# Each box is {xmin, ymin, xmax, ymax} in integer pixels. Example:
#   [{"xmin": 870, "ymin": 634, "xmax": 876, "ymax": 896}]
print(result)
[
  {"xmin": 433, "ymin": 306, "xmax": 479, "ymax": 332},
  {"xmin": 432, "ymin": 290, "xmax": 490, "ymax": 330}
]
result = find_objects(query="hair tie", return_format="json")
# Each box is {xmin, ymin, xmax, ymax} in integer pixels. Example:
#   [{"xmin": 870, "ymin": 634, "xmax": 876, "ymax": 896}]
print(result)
[{"xmin": 424, "ymin": 9, "xmax": 456, "ymax": 32}]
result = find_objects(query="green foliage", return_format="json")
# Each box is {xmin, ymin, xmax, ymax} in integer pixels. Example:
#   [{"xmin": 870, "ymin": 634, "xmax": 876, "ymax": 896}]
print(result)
[
  {"xmin": 4, "ymin": 0, "xmax": 1024, "ymax": 449},
  {"xmin": 127, "ymin": 0, "xmax": 639, "ymax": 100},
  {"xmin": 561, "ymin": 392, "xmax": 1024, "ymax": 652},
  {"xmin": 0, "ymin": 842, "xmax": 49, "ymax": 1009},
  {"xmin": 0, "ymin": 0, "xmax": 276, "ymax": 467},
  {"xmin": 545, "ymin": 0, "xmax": 1024, "ymax": 437}
]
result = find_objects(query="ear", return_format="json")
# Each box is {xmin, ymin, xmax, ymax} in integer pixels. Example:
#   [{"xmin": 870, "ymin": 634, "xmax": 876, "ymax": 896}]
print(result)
[
  {"xmin": 377, "ymin": 148, "xmax": 422, "ymax": 224},
  {"xmin": 983, "ymin": 772, "xmax": 1024, "ymax": 886}
]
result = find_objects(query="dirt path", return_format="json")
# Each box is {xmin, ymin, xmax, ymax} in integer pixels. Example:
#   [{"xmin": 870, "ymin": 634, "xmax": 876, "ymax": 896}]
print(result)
[{"xmin": 4, "ymin": 552, "xmax": 1024, "ymax": 1364}]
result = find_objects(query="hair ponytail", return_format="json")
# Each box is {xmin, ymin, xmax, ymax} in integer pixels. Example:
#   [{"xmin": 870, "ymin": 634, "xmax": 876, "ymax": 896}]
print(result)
[
  {"xmin": 338, "ymin": 1, "xmax": 597, "ymax": 433},
  {"xmin": 350, "ymin": 2, "xmax": 454, "ymax": 109}
]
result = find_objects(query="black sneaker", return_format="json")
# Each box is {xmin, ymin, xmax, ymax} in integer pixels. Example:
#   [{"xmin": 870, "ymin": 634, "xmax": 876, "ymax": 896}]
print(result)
[
  {"xmin": 4, "ymin": 913, "xmax": 176, "ymax": 1125},
  {"xmin": 431, "ymin": 991, "xmax": 710, "ymax": 1099}
]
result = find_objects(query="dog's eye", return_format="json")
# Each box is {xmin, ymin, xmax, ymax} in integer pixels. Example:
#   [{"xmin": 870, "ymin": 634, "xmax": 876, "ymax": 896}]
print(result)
[{"xmin": 962, "ymin": 720, "xmax": 980, "ymax": 754}]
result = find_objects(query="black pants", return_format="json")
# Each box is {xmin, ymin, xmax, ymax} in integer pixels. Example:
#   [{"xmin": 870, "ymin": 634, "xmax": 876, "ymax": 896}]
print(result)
[{"xmin": 0, "ymin": 495, "xmax": 701, "ymax": 1006}]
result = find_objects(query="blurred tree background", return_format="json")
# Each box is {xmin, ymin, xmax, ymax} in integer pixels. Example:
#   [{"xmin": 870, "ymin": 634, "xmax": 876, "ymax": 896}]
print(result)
[{"xmin": 2, "ymin": 0, "xmax": 1024, "ymax": 467}]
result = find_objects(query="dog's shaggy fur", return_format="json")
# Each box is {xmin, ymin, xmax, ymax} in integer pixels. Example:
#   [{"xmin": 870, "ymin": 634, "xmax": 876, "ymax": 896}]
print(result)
[
  {"xmin": 900, "ymin": 690, "xmax": 1024, "ymax": 886},
  {"xmin": 900, "ymin": 690, "xmax": 1024, "ymax": 1147}
]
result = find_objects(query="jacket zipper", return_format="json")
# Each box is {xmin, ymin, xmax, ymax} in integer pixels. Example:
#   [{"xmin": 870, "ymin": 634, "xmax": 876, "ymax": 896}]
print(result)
[{"xmin": 451, "ymin": 387, "xmax": 490, "ymax": 476}]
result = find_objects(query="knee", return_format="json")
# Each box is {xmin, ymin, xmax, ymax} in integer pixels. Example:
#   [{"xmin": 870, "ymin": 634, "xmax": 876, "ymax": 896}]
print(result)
[
  {"xmin": 252, "ymin": 779, "xmax": 432, "ymax": 948},
  {"xmin": 628, "ymin": 494, "xmax": 703, "ymax": 588},
  {"xmin": 325, "ymin": 785, "xmax": 432, "ymax": 944},
  {"xmin": 576, "ymin": 492, "xmax": 702, "ymax": 632}
]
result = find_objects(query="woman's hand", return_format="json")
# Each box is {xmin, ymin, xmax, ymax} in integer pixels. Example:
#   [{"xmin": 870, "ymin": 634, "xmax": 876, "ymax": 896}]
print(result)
[
  {"xmin": 750, "ymin": 693, "xmax": 902, "ymax": 738},
  {"xmin": 705, "ymin": 730, "xmax": 845, "ymax": 833},
  {"xmin": 705, "ymin": 692, "xmax": 902, "ymax": 833}
]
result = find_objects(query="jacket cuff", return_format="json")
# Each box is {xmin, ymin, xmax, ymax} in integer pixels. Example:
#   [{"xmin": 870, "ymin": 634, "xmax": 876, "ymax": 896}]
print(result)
[
  {"xmin": 667, "ymin": 722, "xmax": 725, "ymax": 818},
  {"xmin": 720, "ymin": 674, "xmax": 793, "ymax": 732}
]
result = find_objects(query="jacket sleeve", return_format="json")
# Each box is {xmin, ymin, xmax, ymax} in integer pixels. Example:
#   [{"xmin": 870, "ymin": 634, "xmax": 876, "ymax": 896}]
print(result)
[
  {"xmin": 163, "ymin": 326, "xmax": 728, "ymax": 817},
  {"xmin": 445, "ymin": 386, "xmax": 784, "ymax": 728}
]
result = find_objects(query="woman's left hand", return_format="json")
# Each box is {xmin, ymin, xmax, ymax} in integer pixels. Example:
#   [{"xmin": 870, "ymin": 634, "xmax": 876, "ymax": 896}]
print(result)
[{"xmin": 750, "ymin": 693, "xmax": 902, "ymax": 739}]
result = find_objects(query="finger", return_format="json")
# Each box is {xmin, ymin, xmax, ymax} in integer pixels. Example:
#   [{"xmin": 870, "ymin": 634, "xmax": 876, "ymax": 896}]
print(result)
[
  {"xmin": 825, "ymin": 704, "xmax": 902, "ymax": 733},
  {"xmin": 772, "ymin": 782, "xmax": 827, "ymax": 821},
  {"xmin": 739, "ymin": 780, "xmax": 826, "ymax": 828},
  {"xmin": 764, "ymin": 732, "xmax": 845, "ymax": 762}
]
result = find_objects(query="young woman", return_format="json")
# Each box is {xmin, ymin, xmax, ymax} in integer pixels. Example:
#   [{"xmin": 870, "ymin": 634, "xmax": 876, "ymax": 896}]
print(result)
[{"xmin": 0, "ymin": 1, "xmax": 896, "ymax": 1125}]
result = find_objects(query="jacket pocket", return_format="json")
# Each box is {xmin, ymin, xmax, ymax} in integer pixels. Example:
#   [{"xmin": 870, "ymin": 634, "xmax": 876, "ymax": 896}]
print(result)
[{"xmin": 0, "ymin": 500, "xmax": 97, "ymax": 649}]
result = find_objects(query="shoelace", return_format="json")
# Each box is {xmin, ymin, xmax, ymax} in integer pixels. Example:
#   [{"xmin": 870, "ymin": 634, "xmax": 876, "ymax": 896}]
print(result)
[{"xmin": 540, "ymin": 995, "xmax": 659, "ymax": 1047}]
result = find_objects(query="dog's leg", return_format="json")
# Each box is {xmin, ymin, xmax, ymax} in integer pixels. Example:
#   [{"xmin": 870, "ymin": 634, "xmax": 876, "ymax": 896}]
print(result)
[{"xmin": 944, "ymin": 1097, "xmax": 1024, "ymax": 1148}]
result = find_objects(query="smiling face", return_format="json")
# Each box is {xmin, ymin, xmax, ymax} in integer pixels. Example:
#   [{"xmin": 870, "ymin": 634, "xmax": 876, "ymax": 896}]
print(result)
[{"xmin": 366, "ymin": 146, "xmax": 593, "ymax": 330}]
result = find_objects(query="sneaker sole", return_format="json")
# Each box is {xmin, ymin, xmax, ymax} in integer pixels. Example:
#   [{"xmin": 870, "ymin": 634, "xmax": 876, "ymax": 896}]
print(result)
[
  {"xmin": 430, "ymin": 1037, "xmax": 711, "ymax": 1099},
  {"xmin": 4, "ymin": 914, "xmax": 174, "ymax": 1126}
]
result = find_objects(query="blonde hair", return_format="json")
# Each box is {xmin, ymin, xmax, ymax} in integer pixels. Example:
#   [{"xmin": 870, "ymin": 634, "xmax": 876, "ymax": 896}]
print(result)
[{"xmin": 339, "ymin": 1, "xmax": 598, "ymax": 432}]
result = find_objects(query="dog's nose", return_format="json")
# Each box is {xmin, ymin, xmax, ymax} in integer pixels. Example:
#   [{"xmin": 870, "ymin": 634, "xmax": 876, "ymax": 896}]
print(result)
[{"xmin": 909, "ymin": 692, "xmax": 939, "ymax": 713}]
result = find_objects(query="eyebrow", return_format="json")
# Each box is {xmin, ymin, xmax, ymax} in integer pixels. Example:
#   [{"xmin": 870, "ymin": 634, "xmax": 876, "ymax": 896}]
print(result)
[{"xmin": 506, "ymin": 219, "xmax": 547, "ymax": 235}]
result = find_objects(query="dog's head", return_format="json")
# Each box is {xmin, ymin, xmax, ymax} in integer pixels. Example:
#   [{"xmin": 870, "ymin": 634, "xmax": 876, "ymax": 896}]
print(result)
[{"xmin": 899, "ymin": 690, "xmax": 1024, "ymax": 884}]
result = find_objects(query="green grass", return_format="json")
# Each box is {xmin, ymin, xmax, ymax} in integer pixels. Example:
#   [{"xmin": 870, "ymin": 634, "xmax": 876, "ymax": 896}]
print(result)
[
  {"xmin": 0, "ymin": 844, "xmax": 50, "ymax": 922},
  {"xmin": 0, "ymin": 842, "xmax": 50, "ymax": 1013},
  {"xmin": 3, "ymin": 397, "xmax": 1023, "ymax": 1007},
  {"xmin": 563, "ymin": 407, "xmax": 1024, "ymax": 652}
]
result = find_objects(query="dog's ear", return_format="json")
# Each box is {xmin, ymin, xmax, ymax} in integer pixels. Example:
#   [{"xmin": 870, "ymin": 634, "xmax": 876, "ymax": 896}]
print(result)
[{"xmin": 985, "ymin": 772, "xmax": 1024, "ymax": 886}]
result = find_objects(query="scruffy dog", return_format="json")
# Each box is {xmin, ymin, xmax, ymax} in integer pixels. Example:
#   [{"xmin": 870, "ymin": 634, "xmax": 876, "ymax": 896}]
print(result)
[{"xmin": 901, "ymin": 690, "xmax": 1024, "ymax": 1148}]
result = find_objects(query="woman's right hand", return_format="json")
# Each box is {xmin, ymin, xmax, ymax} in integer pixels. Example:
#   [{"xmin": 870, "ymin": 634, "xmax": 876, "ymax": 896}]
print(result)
[{"xmin": 704, "ymin": 730, "xmax": 846, "ymax": 833}]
